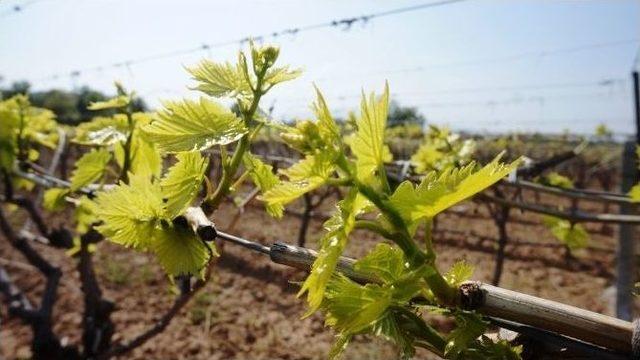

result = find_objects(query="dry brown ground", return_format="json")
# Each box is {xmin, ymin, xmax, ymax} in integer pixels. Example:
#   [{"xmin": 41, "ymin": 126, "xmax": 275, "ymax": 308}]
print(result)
[{"xmin": 0, "ymin": 189, "xmax": 636, "ymax": 359}]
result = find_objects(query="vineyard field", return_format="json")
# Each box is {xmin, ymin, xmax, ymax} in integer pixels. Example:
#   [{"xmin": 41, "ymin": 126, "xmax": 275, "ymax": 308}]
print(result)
[{"xmin": 1, "ymin": 180, "xmax": 632, "ymax": 359}]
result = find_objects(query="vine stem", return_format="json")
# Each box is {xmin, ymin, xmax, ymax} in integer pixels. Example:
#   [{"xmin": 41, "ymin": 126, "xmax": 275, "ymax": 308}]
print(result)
[
  {"xmin": 203, "ymin": 66, "xmax": 268, "ymax": 215},
  {"xmin": 354, "ymin": 181, "xmax": 456, "ymax": 305},
  {"xmin": 332, "ymin": 153, "xmax": 456, "ymax": 304}
]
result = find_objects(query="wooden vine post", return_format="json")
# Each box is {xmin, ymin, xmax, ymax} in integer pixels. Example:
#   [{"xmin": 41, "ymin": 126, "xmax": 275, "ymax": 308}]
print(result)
[
  {"xmin": 617, "ymin": 141, "xmax": 636, "ymax": 320},
  {"xmin": 618, "ymin": 71, "xmax": 640, "ymax": 320}
]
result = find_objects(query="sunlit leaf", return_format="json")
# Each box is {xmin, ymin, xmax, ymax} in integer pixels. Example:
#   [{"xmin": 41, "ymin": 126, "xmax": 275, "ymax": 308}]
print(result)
[
  {"xmin": 538, "ymin": 172, "xmax": 574, "ymax": 189},
  {"xmin": 354, "ymin": 243, "xmax": 407, "ymax": 284},
  {"xmin": 324, "ymin": 274, "xmax": 392, "ymax": 334},
  {"xmin": 262, "ymin": 151, "xmax": 336, "ymax": 212},
  {"xmin": 542, "ymin": 216, "xmax": 589, "ymax": 250},
  {"xmin": 264, "ymin": 66, "xmax": 302, "ymax": 87},
  {"xmin": 390, "ymin": 154, "xmax": 520, "ymax": 229},
  {"xmin": 243, "ymin": 153, "xmax": 282, "ymax": 217},
  {"xmin": 73, "ymin": 116, "xmax": 129, "ymax": 146},
  {"xmin": 350, "ymin": 83, "xmax": 393, "ymax": 182},
  {"xmin": 160, "ymin": 151, "xmax": 208, "ymax": 218},
  {"xmin": 630, "ymin": 183, "xmax": 640, "ymax": 202},
  {"xmin": 313, "ymin": 86, "xmax": 341, "ymax": 147},
  {"xmin": 187, "ymin": 59, "xmax": 253, "ymax": 98},
  {"xmin": 152, "ymin": 225, "xmax": 216, "ymax": 276},
  {"xmin": 444, "ymin": 261, "xmax": 474, "ymax": 287},
  {"xmin": 75, "ymin": 196, "xmax": 98, "ymax": 234},
  {"xmin": 87, "ymin": 95, "xmax": 129, "ymax": 110},
  {"xmin": 410, "ymin": 126, "xmax": 476, "ymax": 174},
  {"xmin": 298, "ymin": 189, "xmax": 368, "ymax": 312},
  {"xmin": 69, "ymin": 148, "xmax": 112, "ymax": 191},
  {"xmin": 43, "ymin": 188, "xmax": 70, "ymax": 212},
  {"xmin": 129, "ymin": 133, "xmax": 162, "ymax": 179},
  {"xmin": 143, "ymin": 97, "xmax": 247, "ymax": 153},
  {"xmin": 94, "ymin": 174, "xmax": 166, "ymax": 249}
]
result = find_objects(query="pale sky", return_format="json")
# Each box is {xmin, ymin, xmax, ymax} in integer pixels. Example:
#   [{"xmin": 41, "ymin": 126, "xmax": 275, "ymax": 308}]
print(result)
[{"xmin": 1, "ymin": 0, "xmax": 639, "ymax": 134}]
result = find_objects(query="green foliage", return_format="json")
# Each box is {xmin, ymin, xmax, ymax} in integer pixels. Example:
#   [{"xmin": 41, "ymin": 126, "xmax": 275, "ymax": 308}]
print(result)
[
  {"xmin": 263, "ymin": 80, "xmax": 521, "ymax": 358},
  {"xmin": 353, "ymin": 243, "xmax": 407, "ymax": 283},
  {"xmin": 87, "ymin": 95, "xmax": 130, "ymax": 110},
  {"xmin": 160, "ymin": 151, "xmax": 208, "ymax": 218},
  {"xmin": 143, "ymin": 97, "xmax": 247, "ymax": 153},
  {"xmin": 43, "ymin": 188, "xmax": 70, "ymax": 211},
  {"xmin": 126, "ymin": 129, "xmax": 162, "ymax": 179},
  {"xmin": 243, "ymin": 153, "xmax": 282, "ymax": 217},
  {"xmin": 187, "ymin": 58, "xmax": 254, "ymax": 98},
  {"xmin": 411, "ymin": 126, "xmax": 476, "ymax": 173},
  {"xmin": 445, "ymin": 311, "xmax": 488, "ymax": 358},
  {"xmin": 1, "ymin": 82, "xmax": 147, "ymax": 125},
  {"xmin": 74, "ymin": 196, "xmax": 98, "ymax": 234},
  {"xmin": 538, "ymin": 172, "xmax": 574, "ymax": 189},
  {"xmin": 5, "ymin": 44, "xmax": 529, "ymax": 359},
  {"xmin": 350, "ymin": 83, "xmax": 393, "ymax": 183},
  {"xmin": 594, "ymin": 123, "xmax": 612, "ymax": 138},
  {"xmin": 94, "ymin": 175, "xmax": 167, "ymax": 249},
  {"xmin": 262, "ymin": 151, "xmax": 337, "ymax": 212},
  {"xmin": 298, "ymin": 189, "xmax": 369, "ymax": 313},
  {"xmin": 444, "ymin": 261, "xmax": 474, "ymax": 287},
  {"xmin": 321, "ymin": 244, "xmax": 438, "ymax": 359},
  {"xmin": 152, "ymin": 224, "xmax": 213, "ymax": 277},
  {"xmin": 73, "ymin": 116, "xmax": 129, "ymax": 146},
  {"xmin": 390, "ymin": 155, "xmax": 520, "ymax": 232},
  {"xmin": 94, "ymin": 173, "xmax": 214, "ymax": 276},
  {"xmin": 70, "ymin": 148, "xmax": 112, "ymax": 191},
  {"xmin": 629, "ymin": 183, "xmax": 640, "ymax": 203},
  {"xmin": 89, "ymin": 43, "xmax": 298, "ymax": 277},
  {"xmin": 542, "ymin": 216, "xmax": 589, "ymax": 250},
  {"xmin": 0, "ymin": 95, "xmax": 59, "ymax": 169}
]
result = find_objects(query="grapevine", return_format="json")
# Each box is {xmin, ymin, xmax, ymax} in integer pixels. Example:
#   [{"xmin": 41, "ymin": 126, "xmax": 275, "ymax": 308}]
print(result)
[{"xmin": 0, "ymin": 42, "xmax": 637, "ymax": 360}]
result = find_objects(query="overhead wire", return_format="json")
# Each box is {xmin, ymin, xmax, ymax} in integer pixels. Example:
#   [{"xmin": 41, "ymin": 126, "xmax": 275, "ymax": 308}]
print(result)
[{"xmin": 24, "ymin": 0, "xmax": 470, "ymax": 83}]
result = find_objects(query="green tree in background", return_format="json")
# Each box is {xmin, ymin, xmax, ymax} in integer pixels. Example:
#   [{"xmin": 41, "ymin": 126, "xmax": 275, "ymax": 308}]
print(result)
[
  {"xmin": 387, "ymin": 100, "xmax": 425, "ymax": 128},
  {"xmin": 0, "ymin": 81, "xmax": 147, "ymax": 125}
]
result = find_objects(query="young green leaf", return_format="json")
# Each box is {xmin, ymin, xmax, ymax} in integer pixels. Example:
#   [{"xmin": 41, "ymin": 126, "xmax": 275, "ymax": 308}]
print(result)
[
  {"xmin": 350, "ymin": 83, "xmax": 393, "ymax": 183},
  {"xmin": 445, "ymin": 311, "xmax": 488, "ymax": 358},
  {"xmin": 630, "ymin": 183, "xmax": 640, "ymax": 202},
  {"xmin": 543, "ymin": 216, "xmax": 589, "ymax": 250},
  {"xmin": 128, "ymin": 133, "xmax": 162, "ymax": 179},
  {"xmin": 87, "ymin": 95, "xmax": 130, "ymax": 110},
  {"xmin": 538, "ymin": 172, "xmax": 574, "ymax": 189},
  {"xmin": 410, "ymin": 126, "xmax": 476, "ymax": 173},
  {"xmin": 243, "ymin": 153, "xmax": 283, "ymax": 217},
  {"xmin": 262, "ymin": 151, "xmax": 337, "ymax": 212},
  {"xmin": 75, "ymin": 196, "xmax": 98, "ymax": 234},
  {"xmin": 187, "ymin": 59, "xmax": 253, "ymax": 98},
  {"xmin": 324, "ymin": 274, "xmax": 393, "ymax": 335},
  {"xmin": 143, "ymin": 97, "xmax": 247, "ymax": 153},
  {"xmin": 444, "ymin": 261, "xmax": 474, "ymax": 287},
  {"xmin": 73, "ymin": 116, "xmax": 129, "ymax": 146},
  {"xmin": 94, "ymin": 175, "xmax": 166, "ymax": 249},
  {"xmin": 69, "ymin": 148, "xmax": 112, "ymax": 191},
  {"xmin": 390, "ymin": 154, "xmax": 520, "ymax": 229},
  {"xmin": 298, "ymin": 189, "xmax": 368, "ymax": 312},
  {"xmin": 279, "ymin": 120, "xmax": 327, "ymax": 155},
  {"xmin": 43, "ymin": 188, "xmax": 70, "ymax": 212},
  {"xmin": 264, "ymin": 66, "xmax": 302, "ymax": 88},
  {"xmin": 313, "ymin": 86, "xmax": 341, "ymax": 148},
  {"xmin": 152, "ymin": 225, "xmax": 216, "ymax": 276},
  {"xmin": 328, "ymin": 334, "xmax": 352, "ymax": 360},
  {"xmin": 353, "ymin": 243, "xmax": 407, "ymax": 284},
  {"xmin": 160, "ymin": 151, "xmax": 208, "ymax": 218}
]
